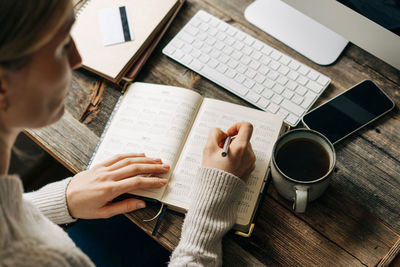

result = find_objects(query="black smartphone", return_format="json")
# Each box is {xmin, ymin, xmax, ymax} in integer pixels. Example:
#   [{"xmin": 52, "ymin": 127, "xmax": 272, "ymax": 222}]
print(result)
[{"xmin": 302, "ymin": 80, "xmax": 395, "ymax": 144}]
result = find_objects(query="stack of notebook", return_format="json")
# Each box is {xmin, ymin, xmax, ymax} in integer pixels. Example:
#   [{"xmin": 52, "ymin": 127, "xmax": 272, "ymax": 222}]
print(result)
[{"xmin": 72, "ymin": 0, "xmax": 185, "ymax": 85}]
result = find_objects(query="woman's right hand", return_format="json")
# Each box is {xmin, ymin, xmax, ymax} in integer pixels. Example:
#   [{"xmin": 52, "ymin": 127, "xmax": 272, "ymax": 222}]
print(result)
[{"xmin": 201, "ymin": 122, "xmax": 256, "ymax": 180}]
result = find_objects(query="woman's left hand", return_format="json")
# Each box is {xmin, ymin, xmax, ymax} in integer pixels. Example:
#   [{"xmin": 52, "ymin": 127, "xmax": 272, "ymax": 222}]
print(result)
[{"xmin": 66, "ymin": 153, "xmax": 170, "ymax": 219}]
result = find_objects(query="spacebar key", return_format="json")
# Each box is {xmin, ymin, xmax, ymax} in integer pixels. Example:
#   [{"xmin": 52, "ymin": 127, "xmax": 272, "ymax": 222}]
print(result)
[{"xmin": 202, "ymin": 66, "xmax": 249, "ymax": 96}]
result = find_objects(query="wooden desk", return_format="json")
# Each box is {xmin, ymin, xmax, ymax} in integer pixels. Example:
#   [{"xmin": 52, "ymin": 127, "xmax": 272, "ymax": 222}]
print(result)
[{"xmin": 26, "ymin": 0, "xmax": 400, "ymax": 265}]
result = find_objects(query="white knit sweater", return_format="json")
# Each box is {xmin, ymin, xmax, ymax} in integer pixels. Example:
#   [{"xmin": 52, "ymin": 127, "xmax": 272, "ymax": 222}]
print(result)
[{"xmin": 0, "ymin": 167, "xmax": 244, "ymax": 266}]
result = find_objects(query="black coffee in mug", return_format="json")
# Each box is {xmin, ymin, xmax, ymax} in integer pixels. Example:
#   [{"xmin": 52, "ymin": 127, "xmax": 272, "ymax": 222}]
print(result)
[{"xmin": 275, "ymin": 138, "xmax": 330, "ymax": 181}]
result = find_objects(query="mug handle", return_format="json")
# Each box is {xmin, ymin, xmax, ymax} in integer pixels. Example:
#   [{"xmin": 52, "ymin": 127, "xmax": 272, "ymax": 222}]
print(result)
[{"xmin": 293, "ymin": 186, "xmax": 308, "ymax": 213}]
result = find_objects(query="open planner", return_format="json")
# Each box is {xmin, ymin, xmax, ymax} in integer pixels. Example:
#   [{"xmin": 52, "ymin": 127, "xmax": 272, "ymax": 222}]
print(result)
[{"xmin": 88, "ymin": 83, "xmax": 284, "ymax": 233}]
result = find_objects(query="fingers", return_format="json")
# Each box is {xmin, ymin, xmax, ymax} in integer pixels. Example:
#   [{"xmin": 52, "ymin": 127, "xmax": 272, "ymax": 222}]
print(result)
[
  {"xmin": 206, "ymin": 128, "xmax": 227, "ymax": 148},
  {"xmin": 107, "ymin": 163, "xmax": 170, "ymax": 181},
  {"xmin": 106, "ymin": 157, "xmax": 163, "ymax": 172},
  {"xmin": 226, "ymin": 122, "xmax": 253, "ymax": 143},
  {"xmin": 98, "ymin": 198, "xmax": 146, "ymax": 218},
  {"xmin": 114, "ymin": 176, "xmax": 168, "ymax": 196},
  {"xmin": 93, "ymin": 153, "xmax": 146, "ymax": 168}
]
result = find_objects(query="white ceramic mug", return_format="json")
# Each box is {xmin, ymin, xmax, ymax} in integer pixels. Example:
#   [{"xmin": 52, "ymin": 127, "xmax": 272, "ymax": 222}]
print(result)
[{"xmin": 271, "ymin": 129, "xmax": 336, "ymax": 213}]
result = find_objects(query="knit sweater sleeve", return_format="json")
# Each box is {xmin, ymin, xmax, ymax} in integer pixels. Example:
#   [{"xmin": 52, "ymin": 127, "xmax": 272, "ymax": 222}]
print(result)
[
  {"xmin": 23, "ymin": 178, "xmax": 76, "ymax": 225},
  {"xmin": 169, "ymin": 167, "xmax": 245, "ymax": 267}
]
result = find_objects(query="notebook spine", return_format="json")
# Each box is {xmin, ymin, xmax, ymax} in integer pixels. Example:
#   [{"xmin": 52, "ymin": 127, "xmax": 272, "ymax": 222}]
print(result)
[
  {"xmin": 86, "ymin": 93, "xmax": 125, "ymax": 169},
  {"xmin": 74, "ymin": 0, "xmax": 91, "ymax": 17}
]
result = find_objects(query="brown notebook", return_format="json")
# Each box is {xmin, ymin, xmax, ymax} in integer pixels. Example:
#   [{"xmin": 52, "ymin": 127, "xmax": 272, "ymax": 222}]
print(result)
[{"xmin": 72, "ymin": 0, "xmax": 184, "ymax": 84}]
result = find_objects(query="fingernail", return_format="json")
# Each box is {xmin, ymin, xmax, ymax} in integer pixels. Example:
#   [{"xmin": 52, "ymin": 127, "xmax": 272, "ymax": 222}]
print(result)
[
  {"xmin": 162, "ymin": 164, "xmax": 170, "ymax": 169},
  {"xmin": 137, "ymin": 202, "xmax": 146, "ymax": 209},
  {"xmin": 159, "ymin": 178, "xmax": 168, "ymax": 185},
  {"xmin": 153, "ymin": 158, "xmax": 162, "ymax": 163}
]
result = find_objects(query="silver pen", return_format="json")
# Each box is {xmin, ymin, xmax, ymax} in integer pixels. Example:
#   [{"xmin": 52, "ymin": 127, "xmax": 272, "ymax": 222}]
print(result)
[{"xmin": 221, "ymin": 136, "xmax": 232, "ymax": 157}]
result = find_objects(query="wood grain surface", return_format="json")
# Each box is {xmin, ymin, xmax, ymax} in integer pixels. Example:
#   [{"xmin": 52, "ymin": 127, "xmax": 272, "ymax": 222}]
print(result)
[{"xmin": 26, "ymin": 0, "xmax": 400, "ymax": 265}]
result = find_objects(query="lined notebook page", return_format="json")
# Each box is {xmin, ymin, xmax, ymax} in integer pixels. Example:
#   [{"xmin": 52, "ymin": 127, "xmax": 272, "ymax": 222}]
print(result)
[
  {"xmin": 72, "ymin": 0, "xmax": 178, "ymax": 80},
  {"xmin": 89, "ymin": 83, "xmax": 202, "ymax": 200},
  {"xmin": 162, "ymin": 98, "xmax": 283, "ymax": 226}
]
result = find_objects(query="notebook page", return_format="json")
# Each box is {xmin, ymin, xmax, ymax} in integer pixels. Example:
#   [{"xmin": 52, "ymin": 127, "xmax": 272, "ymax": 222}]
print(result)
[
  {"xmin": 162, "ymin": 98, "xmax": 283, "ymax": 226},
  {"xmin": 89, "ymin": 83, "xmax": 202, "ymax": 200}
]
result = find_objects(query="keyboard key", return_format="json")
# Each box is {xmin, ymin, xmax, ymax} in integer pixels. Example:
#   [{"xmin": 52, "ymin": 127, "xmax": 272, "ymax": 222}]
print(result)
[
  {"xmin": 282, "ymin": 89, "xmax": 294, "ymax": 99},
  {"xmin": 243, "ymin": 79, "xmax": 255, "ymax": 89},
  {"xmin": 245, "ymin": 69, "xmax": 257, "ymax": 79},
  {"xmin": 232, "ymin": 51, "xmax": 242, "ymax": 60},
  {"xmin": 207, "ymin": 59, "xmax": 218, "ymax": 68},
  {"xmin": 247, "ymin": 91, "xmax": 260, "ymax": 103},
  {"xmin": 225, "ymin": 69, "xmax": 236, "ymax": 78},
  {"xmin": 288, "ymin": 70, "xmax": 299, "ymax": 81},
  {"xmin": 185, "ymin": 25, "xmax": 200, "ymax": 36},
  {"xmin": 217, "ymin": 63, "xmax": 228, "ymax": 74},
  {"xmin": 182, "ymin": 55, "xmax": 193, "ymax": 65},
  {"xmin": 272, "ymin": 94, "xmax": 283, "ymax": 104},
  {"xmin": 191, "ymin": 59, "xmax": 203, "ymax": 71},
  {"xmin": 261, "ymin": 45, "xmax": 273, "ymax": 55},
  {"xmin": 278, "ymin": 65, "xmax": 290, "ymax": 76},
  {"xmin": 254, "ymin": 74, "xmax": 265, "ymax": 84},
  {"xmin": 277, "ymin": 108, "xmax": 289, "ymax": 119},
  {"xmin": 172, "ymin": 39, "xmax": 184, "ymax": 49},
  {"xmin": 306, "ymin": 80, "xmax": 323, "ymax": 93},
  {"xmin": 262, "ymin": 88, "xmax": 274, "ymax": 99},
  {"xmin": 199, "ymin": 54, "xmax": 210, "ymax": 63},
  {"xmin": 259, "ymin": 65, "xmax": 269, "ymax": 75},
  {"xmin": 237, "ymin": 64, "xmax": 247, "ymax": 74},
  {"xmin": 240, "ymin": 55, "xmax": 252, "ymax": 65},
  {"xmin": 277, "ymin": 75, "xmax": 288, "ymax": 86},
  {"xmin": 295, "ymin": 85, "xmax": 307, "ymax": 96},
  {"xmin": 252, "ymin": 40, "xmax": 264, "ymax": 51},
  {"xmin": 235, "ymin": 31, "xmax": 246, "ymax": 41},
  {"xmin": 279, "ymin": 55, "xmax": 291, "ymax": 65},
  {"xmin": 267, "ymin": 70, "xmax": 279, "ymax": 80},
  {"xmin": 242, "ymin": 46, "xmax": 252, "ymax": 55},
  {"xmin": 203, "ymin": 66, "xmax": 249, "ymax": 96},
  {"xmin": 269, "ymin": 60, "xmax": 280, "ymax": 70},
  {"xmin": 317, "ymin": 75, "xmax": 330, "ymax": 86},
  {"xmin": 235, "ymin": 73, "xmax": 246, "ymax": 83},
  {"xmin": 253, "ymin": 83, "xmax": 264, "ymax": 94},
  {"xmin": 249, "ymin": 60, "xmax": 261, "ymax": 70},
  {"xmin": 227, "ymin": 59, "xmax": 239, "ymax": 69},
  {"xmin": 244, "ymin": 36, "xmax": 255, "ymax": 46},
  {"xmin": 281, "ymin": 99, "xmax": 304, "ymax": 116},
  {"xmin": 296, "ymin": 75, "xmax": 308, "ymax": 86},
  {"xmin": 257, "ymin": 97, "xmax": 270, "ymax": 108},
  {"xmin": 180, "ymin": 32, "xmax": 195, "ymax": 44},
  {"xmin": 286, "ymin": 80, "xmax": 298, "ymax": 91},
  {"xmin": 267, "ymin": 102, "xmax": 279, "ymax": 113},
  {"xmin": 298, "ymin": 65, "xmax": 310, "ymax": 76},
  {"xmin": 292, "ymin": 94, "xmax": 304, "ymax": 105},
  {"xmin": 173, "ymin": 49, "xmax": 184, "ymax": 60},
  {"xmin": 272, "ymin": 84, "xmax": 285, "ymax": 94},
  {"xmin": 263, "ymin": 79, "xmax": 275, "ymax": 89},
  {"xmin": 286, "ymin": 114, "xmax": 299, "ymax": 125},
  {"xmin": 307, "ymin": 70, "xmax": 319, "ymax": 81},
  {"xmin": 288, "ymin": 60, "xmax": 300, "ymax": 70},
  {"xmin": 163, "ymin": 45, "xmax": 175, "ymax": 55},
  {"xmin": 271, "ymin": 51, "xmax": 282, "ymax": 61}
]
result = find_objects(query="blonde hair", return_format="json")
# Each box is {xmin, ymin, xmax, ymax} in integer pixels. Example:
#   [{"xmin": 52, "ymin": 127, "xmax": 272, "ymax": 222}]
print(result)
[{"xmin": 0, "ymin": 0, "xmax": 72, "ymax": 68}]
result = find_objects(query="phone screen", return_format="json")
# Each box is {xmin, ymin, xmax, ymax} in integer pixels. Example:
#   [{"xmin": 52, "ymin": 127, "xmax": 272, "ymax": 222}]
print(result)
[{"xmin": 302, "ymin": 80, "xmax": 395, "ymax": 144}]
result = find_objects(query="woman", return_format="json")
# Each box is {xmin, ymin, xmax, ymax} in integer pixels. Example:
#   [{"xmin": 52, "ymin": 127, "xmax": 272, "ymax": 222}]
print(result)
[{"xmin": 0, "ymin": 1, "xmax": 255, "ymax": 266}]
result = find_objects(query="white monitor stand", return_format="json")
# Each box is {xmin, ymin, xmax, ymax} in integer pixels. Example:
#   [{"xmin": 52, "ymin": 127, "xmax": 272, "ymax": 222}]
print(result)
[{"xmin": 244, "ymin": 0, "xmax": 348, "ymax": 65}]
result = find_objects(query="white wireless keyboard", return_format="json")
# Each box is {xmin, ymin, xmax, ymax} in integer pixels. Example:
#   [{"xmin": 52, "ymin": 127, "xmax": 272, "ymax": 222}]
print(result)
[{"xmin": 163, "ymin": 10, "xmax": 331, "ymax": 126}]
